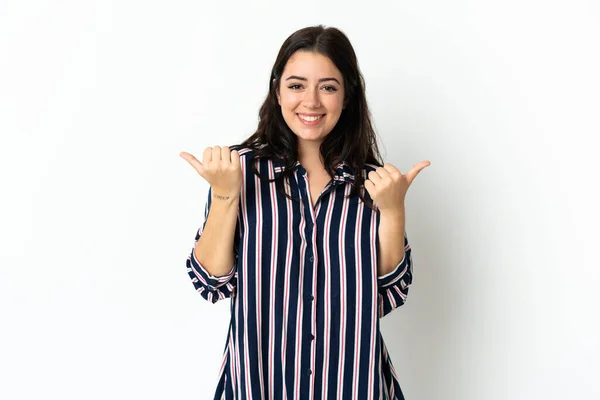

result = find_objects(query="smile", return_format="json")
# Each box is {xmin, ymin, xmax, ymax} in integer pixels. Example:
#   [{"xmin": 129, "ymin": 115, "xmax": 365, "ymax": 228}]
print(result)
[{"xmin": 297, "ymin": 113, "xmax": 325, "ymax": 125}]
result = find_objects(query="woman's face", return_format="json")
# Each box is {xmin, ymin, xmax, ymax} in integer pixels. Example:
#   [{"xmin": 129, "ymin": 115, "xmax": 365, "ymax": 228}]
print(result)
[{"xmin": 276, "ymin": 51, "xmax": 345, "ymax": 146}]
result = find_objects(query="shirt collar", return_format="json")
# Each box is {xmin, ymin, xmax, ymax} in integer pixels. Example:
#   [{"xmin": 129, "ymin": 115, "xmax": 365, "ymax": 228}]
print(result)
[
  {"xmin": 331, "ymin": 161, "xmax": 356, "ymax": 185},
  {"xmin": 272, "ymin": 159, "xmax": 355, "ymax": 186}
]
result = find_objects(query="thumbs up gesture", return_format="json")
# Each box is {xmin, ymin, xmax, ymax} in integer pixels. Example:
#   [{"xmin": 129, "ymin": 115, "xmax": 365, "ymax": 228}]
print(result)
[
  {"xmin": 364, "ymin": 161, "xmax": 430, "ymax": 212},
  {"xmin": 180, "ymin": 146, "xmax": 243, "ymax": 201}
]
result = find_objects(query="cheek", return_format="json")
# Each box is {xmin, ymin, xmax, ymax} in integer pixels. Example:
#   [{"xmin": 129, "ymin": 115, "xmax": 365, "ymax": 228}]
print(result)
[
  {"xmin": 325, "ymin": 99, "xmax": 344, "ymax": 124},
  {"xmin": 326, "ymin": 98, "xmax": 344, "ymax": 116},
  {"xmin": 326, "ymin": 93, "xmax": 344, "ymax": 107},
  {"xmin": 280, "ymin": 94, "xmax": 301, "ymax": 110}
]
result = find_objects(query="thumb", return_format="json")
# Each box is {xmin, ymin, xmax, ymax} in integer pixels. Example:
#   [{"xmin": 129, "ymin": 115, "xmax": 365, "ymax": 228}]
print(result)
[
  {"xmin": 180, "ymin": 151, "xmax": 205, "ymax": 179},
  {"xmin": 406, "ymin": 161, "xmax": 430, "ymax": 184}
]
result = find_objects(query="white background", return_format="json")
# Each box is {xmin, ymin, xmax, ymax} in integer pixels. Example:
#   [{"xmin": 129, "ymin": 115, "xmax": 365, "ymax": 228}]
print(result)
[{"xmin": 1, "ymin": 1, "xmax": 598, "ymax": 399}]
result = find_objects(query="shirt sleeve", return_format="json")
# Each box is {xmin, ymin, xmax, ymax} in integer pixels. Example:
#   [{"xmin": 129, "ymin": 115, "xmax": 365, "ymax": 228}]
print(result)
[
  {"xmin": 186, "ymin": 187, "xmax": 239, "ymax": 304},
  {"xmin": 377, "ymin": 232, "xmax": 413, "ymax": 318}
]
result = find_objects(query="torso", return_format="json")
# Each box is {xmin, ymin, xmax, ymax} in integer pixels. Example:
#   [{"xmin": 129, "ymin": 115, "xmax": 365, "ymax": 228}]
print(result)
[{"xmin": 198, "ymin": 148, "xmax": 409, "ymax": 398}]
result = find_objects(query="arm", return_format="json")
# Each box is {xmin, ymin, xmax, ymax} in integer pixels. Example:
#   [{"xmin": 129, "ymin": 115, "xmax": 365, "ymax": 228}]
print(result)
[
  {"xmin": 364, "ymin": 160, "xmax": 429, "ymax": 317},
  {"xmin": 377, "ymin": 232, "xmax": 413, "ymax": 317},
  {"xmin": 195, "ymin": 188, "xmax": 239, "ymax": 277},
  {"xmin": 377, "ymin": 205, "xmax": 406, "ymax": 277},
  {"xmin": 181, "ymin": 146, "xmax": 243, "ymax": 303},
  {"xmin": 186, "ymin": 187, "xmax": 240, "ymax": 304},
  {"xmin": 376, "ymin": 206, "xmax": 413, "ymax": 318}
]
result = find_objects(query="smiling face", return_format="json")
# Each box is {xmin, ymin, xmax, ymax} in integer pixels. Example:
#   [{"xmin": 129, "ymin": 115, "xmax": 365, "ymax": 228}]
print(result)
[{"xmin": 276, "ymin": 51, "xmax": 345, "ymax": 147}]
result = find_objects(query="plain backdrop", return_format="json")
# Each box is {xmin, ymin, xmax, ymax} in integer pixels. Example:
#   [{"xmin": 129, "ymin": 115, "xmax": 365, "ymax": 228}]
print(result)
[{"xmin": 1, "ymin": 1, "xmax": 599, "ymax": 399}]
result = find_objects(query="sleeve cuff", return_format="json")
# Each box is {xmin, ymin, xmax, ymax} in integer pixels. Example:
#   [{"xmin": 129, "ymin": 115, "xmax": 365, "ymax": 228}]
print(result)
[
  {"xmin": 190, "ymin": 247, "xmax": 236, "ymax": 288},
  {"xmin": 378, "ymin": 254, "xmax": 408, "ymax": 288}
]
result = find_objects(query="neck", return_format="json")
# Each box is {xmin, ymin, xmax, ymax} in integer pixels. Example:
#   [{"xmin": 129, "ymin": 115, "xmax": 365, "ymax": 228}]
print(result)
[{"xmin": 297, "ymin": 139, "xmax": 325, "ymax": 172}]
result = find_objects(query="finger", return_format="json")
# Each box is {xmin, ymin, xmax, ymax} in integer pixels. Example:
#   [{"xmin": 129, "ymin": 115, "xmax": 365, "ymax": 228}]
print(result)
[
  {"xmin": 375, "ymin": 166, "xmax": 392, "ymax": 180},
  {"xmin": 212, "ymin": 145, "xmax": 222, "ymax": 161},
  {"xmin": 203, "ymin": 147, "xmax": 213, "ymax": 165},
  {"xmin": 382, "ymin": 163, "xmax": 402, "ymax": 175},
  {"xmin": 406, "ymin": 160, "xmax": 431, "ymax": 184},
  {"xmin": 231, "ymin": 149, "xmax": 241, "ymax": 169},
  {"xmin": 368, "ymin": 170, "xmax": 383, "ymax": 185},
  {"xmin": 382, "ymin": 163, "xmax": 402, "ymax": 177},
  {"xmin": 180, "ymin": 151, "xmax": 205, "ymax": 178},
  {"xmin": 221, "ymin": 146, "xmax": 231, "ymax": 166},
  {"xmin": 364, "ymin": 179, "xmax": 376, "ymax": 196}
]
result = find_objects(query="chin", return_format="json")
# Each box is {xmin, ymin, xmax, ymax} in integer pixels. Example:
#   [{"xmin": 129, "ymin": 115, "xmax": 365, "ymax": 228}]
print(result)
[{"xmin": 295, "ymin": 132, "xmax": 329, "ymax": 143}]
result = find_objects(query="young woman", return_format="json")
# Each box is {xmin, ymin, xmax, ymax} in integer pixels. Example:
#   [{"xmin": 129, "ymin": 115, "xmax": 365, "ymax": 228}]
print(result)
[{"xmin": 180, "ymin": 25, "xmax": 430, "ymax": 400}]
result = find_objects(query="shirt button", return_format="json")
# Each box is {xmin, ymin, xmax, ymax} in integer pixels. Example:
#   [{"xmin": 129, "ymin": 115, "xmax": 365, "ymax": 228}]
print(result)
[
  {"xmin": 308, "ymin": 369, "xmax": 312, "ymax": 375},
  {"xmin": 308, "ymin": 295, "xmax": 314, "ymax": 301},
  {"xmin": 310, "ymin": 334, "xmax": 315, "ymax": 340},
  {"xmin": 309, "ymin": 256, "xmax": 314, "ymax": 262}
]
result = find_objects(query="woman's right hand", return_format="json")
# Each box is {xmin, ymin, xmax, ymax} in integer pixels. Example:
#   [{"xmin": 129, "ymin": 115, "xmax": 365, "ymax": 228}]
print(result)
[{"xmin": 180, "ymin": 146, "xmax": 242, "ymax": 200}]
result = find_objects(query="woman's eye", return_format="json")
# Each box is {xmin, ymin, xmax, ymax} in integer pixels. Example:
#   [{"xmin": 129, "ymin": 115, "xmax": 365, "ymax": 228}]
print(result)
[{"xmin": 288, "ymin": 84, "xmax": 337, "ymax": 92}]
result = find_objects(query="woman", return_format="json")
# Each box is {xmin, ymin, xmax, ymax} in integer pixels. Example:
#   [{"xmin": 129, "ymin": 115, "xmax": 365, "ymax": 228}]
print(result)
[{"xmin": 180, "ymin": 25, "xmax": 430, "ymax": 400}]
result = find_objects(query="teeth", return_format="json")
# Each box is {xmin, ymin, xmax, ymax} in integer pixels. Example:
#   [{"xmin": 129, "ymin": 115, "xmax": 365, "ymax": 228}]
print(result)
[{"xmin": 299, "ymin": 114, "xmax": 323, "ymax": 122}]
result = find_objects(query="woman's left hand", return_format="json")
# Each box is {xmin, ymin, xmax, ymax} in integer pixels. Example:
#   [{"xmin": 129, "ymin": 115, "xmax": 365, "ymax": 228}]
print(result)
[{"xmin": 364, "ymin": 161, "xmax": 431, "ymax": 213}]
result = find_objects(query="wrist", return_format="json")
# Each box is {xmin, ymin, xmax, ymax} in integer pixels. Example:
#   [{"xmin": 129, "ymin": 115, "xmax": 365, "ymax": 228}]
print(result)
[
  {"xmin": 213, "ymin": 193, "xmax": 236, "ymax": 200},
  {"xmin": 379, "ymin": 203, "xmax": 405, "ymax": 217},
  {"xmin": 211, "ymin": 192, "xmax": 240, "ymax": 206}
]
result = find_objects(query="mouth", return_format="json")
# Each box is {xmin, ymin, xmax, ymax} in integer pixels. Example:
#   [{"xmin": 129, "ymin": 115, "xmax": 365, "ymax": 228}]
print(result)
[{"xmin": 297, "ymin": 113, "xmax": 325, "ymax": 126}]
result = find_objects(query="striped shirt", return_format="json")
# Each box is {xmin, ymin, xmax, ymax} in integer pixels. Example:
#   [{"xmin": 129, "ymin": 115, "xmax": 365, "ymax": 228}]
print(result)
[{"xmin": 186, "ymin": 146, "xmax": 413, "ymax": 399}]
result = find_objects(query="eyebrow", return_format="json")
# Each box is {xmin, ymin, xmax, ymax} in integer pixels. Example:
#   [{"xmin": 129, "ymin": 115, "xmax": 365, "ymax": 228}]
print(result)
[{"xmin": 284, "ymin": 75, "xmax": 341, "ymax": 85}]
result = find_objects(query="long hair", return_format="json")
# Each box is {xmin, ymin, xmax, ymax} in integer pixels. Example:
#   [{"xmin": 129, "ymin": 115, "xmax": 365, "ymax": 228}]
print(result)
[{"xmin": 239, "ymin": 25, "xmax": 383, "ymax": 208}]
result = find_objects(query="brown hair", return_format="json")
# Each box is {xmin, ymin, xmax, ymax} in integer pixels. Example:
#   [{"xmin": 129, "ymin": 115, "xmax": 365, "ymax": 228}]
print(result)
[{"xmin": 238, "ymin": 25, "xmax": 383, "ymax": 208}]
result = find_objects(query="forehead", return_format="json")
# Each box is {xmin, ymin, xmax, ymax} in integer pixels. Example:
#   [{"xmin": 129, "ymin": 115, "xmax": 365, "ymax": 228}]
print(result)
[{"xmin": 282, "ymin": 51, "xmax": 343, "ymax": 79}]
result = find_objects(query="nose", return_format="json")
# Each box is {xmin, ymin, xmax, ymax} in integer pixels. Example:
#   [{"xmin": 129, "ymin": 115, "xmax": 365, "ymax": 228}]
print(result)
[{"xmin": 302, "ymin": 87, "xmax": 321, "ymax": 108}]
